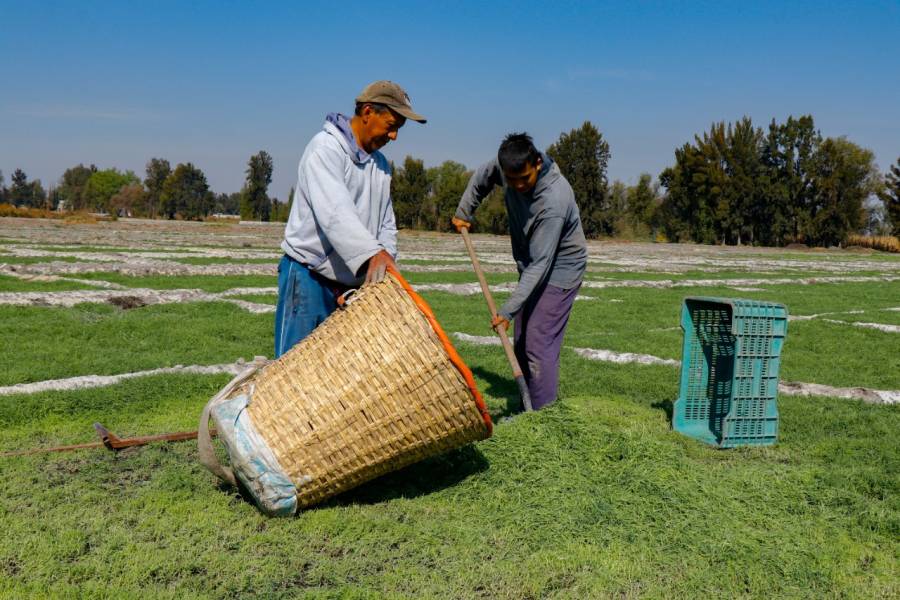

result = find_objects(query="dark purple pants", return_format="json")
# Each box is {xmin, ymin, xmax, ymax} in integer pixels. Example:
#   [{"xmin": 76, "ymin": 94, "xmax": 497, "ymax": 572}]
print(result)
[{"xmin": 513, "ymin": 282, "xmax": 580, "ymax": 410}]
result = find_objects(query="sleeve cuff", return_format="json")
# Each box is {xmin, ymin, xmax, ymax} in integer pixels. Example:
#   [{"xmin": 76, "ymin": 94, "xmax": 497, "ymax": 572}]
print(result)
[
  {"xmin": 347, "ymin": 246, "xmax": 383, "ymax": 277},
  {"xmin": 454, "ymin": 206, "xmax": 472, "ymax": 221}
]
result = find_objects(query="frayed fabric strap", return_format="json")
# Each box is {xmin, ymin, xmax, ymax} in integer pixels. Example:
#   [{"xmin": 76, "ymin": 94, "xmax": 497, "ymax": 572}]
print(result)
[{"xmin": 198, "ymin": 362, "xmax": 266, "ymax": 487}]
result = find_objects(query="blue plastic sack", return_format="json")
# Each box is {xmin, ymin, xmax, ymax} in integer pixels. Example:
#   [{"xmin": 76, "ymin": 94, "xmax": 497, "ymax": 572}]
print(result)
[{"xmin": 210, "ymin": 393, "xmax": 299, "ymax": 517}]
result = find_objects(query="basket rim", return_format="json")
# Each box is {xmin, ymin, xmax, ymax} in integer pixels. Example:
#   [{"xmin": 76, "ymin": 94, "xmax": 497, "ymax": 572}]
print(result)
[{"xmin": 387, "ymin": 264, "xmax": 493, "ymax": 436}]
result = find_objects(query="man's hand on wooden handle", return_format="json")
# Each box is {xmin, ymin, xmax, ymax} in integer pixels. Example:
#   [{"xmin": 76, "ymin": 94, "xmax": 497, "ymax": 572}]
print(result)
[
  {"xmin": 491, "ymin": 314, "xmax": 510, "ymax": 332},
  {"xmin": 452, "ymin": 217, "xmax": 471, "ymax": 233}
]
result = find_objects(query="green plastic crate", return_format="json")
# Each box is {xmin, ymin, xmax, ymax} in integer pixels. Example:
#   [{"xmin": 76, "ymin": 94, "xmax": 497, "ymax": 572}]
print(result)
[{"xmin": 673, "ymin": 297, "xmax": 788, "ymax": 448}]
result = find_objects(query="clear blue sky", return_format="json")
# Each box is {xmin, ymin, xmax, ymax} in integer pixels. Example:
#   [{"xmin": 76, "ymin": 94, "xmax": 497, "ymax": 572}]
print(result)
[{"xmin": 2, "ymin": 1, "xmax": 898, "ymax": 200}]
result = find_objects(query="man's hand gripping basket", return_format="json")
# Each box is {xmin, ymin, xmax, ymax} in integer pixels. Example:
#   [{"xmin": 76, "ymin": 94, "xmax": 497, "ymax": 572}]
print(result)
[{"xmin": 198, "ymin": 268, "xmax": 493, "ymax": 516}]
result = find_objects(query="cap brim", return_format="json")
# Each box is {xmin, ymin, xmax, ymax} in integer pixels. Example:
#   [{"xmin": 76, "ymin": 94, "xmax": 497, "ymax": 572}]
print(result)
[{"xmin": 387, "ymin": 104, "xmax": 427, "ymax": 124}]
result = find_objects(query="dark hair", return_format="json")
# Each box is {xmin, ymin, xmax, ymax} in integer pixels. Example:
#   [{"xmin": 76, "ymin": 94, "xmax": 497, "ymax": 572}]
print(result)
[
  {"xmin": 354, "ymin": 102, "xmax": 392, "ymax": 117},
  {"xmin": 498, "ymin": 132, "xmax": 541, "ymax": 172}
]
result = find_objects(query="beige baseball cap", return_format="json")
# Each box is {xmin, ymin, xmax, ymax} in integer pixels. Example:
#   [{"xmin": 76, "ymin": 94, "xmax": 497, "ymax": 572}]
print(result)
[{"xmin": 356, "ymin": 80, "xmax": 427, "ymax": 124}]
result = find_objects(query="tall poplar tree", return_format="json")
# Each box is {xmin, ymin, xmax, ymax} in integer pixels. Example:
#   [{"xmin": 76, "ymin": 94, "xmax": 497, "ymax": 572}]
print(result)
[
  {"xmin": 241, "ymin": 151, "xmax": 274, "ymax": 221},
  {"xmin": 391, "ymin": 156, "xmax": 430, "ymax": 229},
  {"xmin": 880, "ymin": 157, "xmax": 900, "ymax": 236},
  {"xmin": 547, "ymin": 122, "xmax": 611, "ymax": 237},
  {"xmin": 160, "ymin": 163, "xmax": 213, "ymax": 220},
  {"xmin": 144, "ymin": 158, "xmax": 172, "ymax": 219}
]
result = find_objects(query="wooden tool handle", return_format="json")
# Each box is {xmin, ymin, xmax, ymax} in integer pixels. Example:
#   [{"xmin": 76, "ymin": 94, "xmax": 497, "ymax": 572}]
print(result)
[{"xmin": 460, "ymin": 228, "xmax": 533, "ymax": 412}]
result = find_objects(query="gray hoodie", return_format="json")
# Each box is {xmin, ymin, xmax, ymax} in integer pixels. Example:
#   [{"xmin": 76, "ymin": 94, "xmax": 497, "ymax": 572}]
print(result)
[
  {"xmin": 455, "ymin": 154, "xmax": 587, "ymax": 319},
  {"xmin": 281, "ymin": 114, "xmax": 397, "ymax": 286}
]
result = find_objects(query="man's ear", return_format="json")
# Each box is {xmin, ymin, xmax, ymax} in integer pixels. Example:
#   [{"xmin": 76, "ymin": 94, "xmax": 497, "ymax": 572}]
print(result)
[{"xmin": 534, "ymin": 156, "xmax": 543, "ymax": 171}]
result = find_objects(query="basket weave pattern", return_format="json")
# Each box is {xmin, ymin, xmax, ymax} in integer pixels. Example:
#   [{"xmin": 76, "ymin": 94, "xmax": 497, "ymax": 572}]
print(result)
[{"xmin": 241, "ymin": 272, "xmax": 490, "ymax": 508}]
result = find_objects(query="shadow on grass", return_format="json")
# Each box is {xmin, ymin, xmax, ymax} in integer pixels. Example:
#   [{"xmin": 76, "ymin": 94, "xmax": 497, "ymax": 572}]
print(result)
[
  {"xmin": 652, "ymin": 399, "xmax": 674, "ymax": 422},
  {"xmin": 221, "ymin": 440, "xmax": 490, "ymax": 514},
  {"xmin": 471, "ymin": 366, "xmax": 524, "ymax": 418},
  {"xmin": 322, "ymin": 444, "xmax": 490, "ymax": 507}
]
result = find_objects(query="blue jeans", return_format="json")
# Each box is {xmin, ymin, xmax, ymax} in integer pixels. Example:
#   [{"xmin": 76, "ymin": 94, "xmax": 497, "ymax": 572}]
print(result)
[{"xmin": 274, "ymin": 255, "xmax": 338, "ymax": 358}]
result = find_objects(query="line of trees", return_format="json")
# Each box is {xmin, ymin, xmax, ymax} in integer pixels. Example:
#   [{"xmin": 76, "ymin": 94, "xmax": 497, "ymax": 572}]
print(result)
[
  {"xmin": 390, "ymin": 121, "xmax": 666, "ymax": 240},
  {"xmin": 390, "ymin": 116, "xmax": 898, "ymax": 245},
  {"xmin": 0, "ymin": 168, "xmax": 50, "ymax": 209},
  {"xmin": 391, "ymin": 158, "xmax": 476, "ymax": 232},
  {"xmin": 3, "ymin": 115, "xmax": 898, "ymax": 242},
  {"xmin": 0, "ymin": 151, "xmax": 290, "ymax": 222},
  {"xmin": 658, "ymin": 116, "xmax": 892, "ymax": 245}
]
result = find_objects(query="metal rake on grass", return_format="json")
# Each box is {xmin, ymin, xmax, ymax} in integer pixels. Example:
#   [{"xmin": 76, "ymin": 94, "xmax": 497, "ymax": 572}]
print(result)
[{"xmin": 1, "ymin": 423, "xmax": 214, "ymax": 457}]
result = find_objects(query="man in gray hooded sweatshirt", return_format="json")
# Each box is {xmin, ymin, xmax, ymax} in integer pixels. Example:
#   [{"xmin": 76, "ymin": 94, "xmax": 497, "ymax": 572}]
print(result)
[
  {"xmin": 453, "ymin": 133, "xmax": 587, "ymax": 410},
  {"xmin": 275, "ymin": 81, "xmax": 426, "ymax": 357}
]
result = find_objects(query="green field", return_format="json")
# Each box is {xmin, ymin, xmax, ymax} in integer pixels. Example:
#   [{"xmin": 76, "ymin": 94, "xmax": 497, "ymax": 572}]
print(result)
[{"xmin": 0, "ymin": 220, "xmax": 897, "ymax": 598}]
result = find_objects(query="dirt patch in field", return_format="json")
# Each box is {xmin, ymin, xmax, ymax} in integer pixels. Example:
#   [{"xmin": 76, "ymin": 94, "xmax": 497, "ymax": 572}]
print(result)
[
  {"xmin": 107, "ymin": 296, "xmax": 148, "ymax": 310},
  {"xmin": 2, "ymin": 556, "xmax": 21, "ymax": 578}
]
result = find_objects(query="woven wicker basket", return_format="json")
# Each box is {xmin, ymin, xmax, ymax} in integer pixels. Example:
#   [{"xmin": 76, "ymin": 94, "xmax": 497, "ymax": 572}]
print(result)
[{"xmin": 199, "ymin": 267, "xmax": 492, "ymax": 513}]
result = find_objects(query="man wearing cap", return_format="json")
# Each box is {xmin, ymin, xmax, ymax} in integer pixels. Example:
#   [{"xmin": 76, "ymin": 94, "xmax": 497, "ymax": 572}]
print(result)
[
  {"xmin": 275, "ymin": 81, "xmax": 426, "ymax": 357},
  {"xmin": 452, "ymin": 133, "xmax": 587, "ymax": 411}
]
